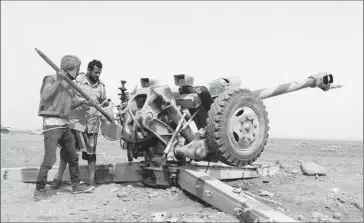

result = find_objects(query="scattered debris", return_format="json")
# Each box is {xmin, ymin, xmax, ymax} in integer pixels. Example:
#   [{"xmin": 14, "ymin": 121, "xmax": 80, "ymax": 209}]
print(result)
[
  {"xmin": 336, "ymin": 197, "xmax": 346, "ymax": 203},
  {"xmin": 244, "ymin": 191, "xmax": 282, "ymax": 206},
  {"xmin": 311, "ymin": 212, "xmax": 329, "ymax": 222},
  {"xmin": 277, "ymin": 206, "xmax": 285, "ymax": 212},
  {"xmin": 354, "ymin": 202, "xmax": 363, "ymax": 211},
  {"xmin": 148, "ymin": 191, "xmax": 159, "ymax": 198},
  {"xmin": 330, "ymin": 188, "xmax": 340, "ymax": 194},
  {"xmin": 122, "ymin": 197, "xmax": 132, "ymax": 202},
  {"xmin": 182, "ymin": 217, "xmax": 205, "ymax": 222},
  {"xmin": 37, "ymin": 214, "xmax": 52, "ymax": 220},
  {"xmin": 166, "ymin": 217, "xmax": 179, "ymax": 223},
  {"xmin": 151, "ymin": 212, "xmax": 168, "ymax": 222},
  {"xmin": 77, "ymin": 208, "xmax": 89, "ymax": 212},
  {"xmin": 109, "ymin": 187, "xmax": 119, "ymax": 193},
  {"xmin": 232, "ymin": 187, "xmax": 242, "ymax": 194},
  {"xmin": 97, "ymin": 152, "xmax": 106, "ymax": 157},
  {"xmin": 117, "ymin": 192, "xmax": 129, "ymax": 198},
  {"xmin": 297, "ymin": 215, "xmax": 304, "ymax": 221},
  {"xmin": 132, "ymin": 212, "xmax": 141, "ymax": 217},
  {"xmin": 170, "ymin": 186, "xmax": 179, "ymax": 193},
  {"xmin": 239, "ymin": 182, "xmax": 250, "ymax": 191},
  {"xmin": 260, "ymin": 165, "xmax": 281, "ymax": 176},
  {"xmin": 258, "ymin": 190, "xmax": 274, "ymax": 197},
  {"xmin": 332, "ymin": 212, "xmax": 341, "ymax": 219}
]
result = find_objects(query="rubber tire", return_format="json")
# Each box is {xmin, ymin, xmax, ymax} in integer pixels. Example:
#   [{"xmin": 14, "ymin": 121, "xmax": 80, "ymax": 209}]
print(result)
[{"xmin": 206, "ymin": 88, "xmax": 269, "ymax": 167}]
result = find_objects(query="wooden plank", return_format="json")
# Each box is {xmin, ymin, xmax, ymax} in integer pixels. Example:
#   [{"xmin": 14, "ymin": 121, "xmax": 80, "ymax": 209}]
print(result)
[
  {"xmin": 1, "ymin": 162, "xmax": 280, "ymax": 183},
  {"xmin": 1, "ymin": 162, "xmax": 142, "ymax": 183},
  {"xmin": 178, "ymin": 168, "xmax": 298, "ymax": 222}
]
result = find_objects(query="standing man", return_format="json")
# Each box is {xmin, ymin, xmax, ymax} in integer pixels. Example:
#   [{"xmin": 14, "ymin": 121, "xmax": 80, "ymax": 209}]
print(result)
[
  {"xmin": 35, "ymin": 55, "xmax": 96, "ymax": 200},
  {"xmin": 51, "ymin": 59, "xmax": 109, "ymax": 188}
]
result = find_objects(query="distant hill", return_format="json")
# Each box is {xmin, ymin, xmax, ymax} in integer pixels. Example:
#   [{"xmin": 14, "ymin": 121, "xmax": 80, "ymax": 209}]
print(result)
[
  {"xmin": 1, "ymin": 127, "xmax": 10, "ymax": 134},
  {"xmin": 0, "ymin": 127, "xmax": 41, "ymax": 135}
]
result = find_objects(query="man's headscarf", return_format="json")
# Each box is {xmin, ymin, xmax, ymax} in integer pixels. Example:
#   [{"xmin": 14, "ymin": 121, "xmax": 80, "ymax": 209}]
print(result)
[{"xmin": 60, "ymin": 55, "xmax": 81, "ymax": 71}]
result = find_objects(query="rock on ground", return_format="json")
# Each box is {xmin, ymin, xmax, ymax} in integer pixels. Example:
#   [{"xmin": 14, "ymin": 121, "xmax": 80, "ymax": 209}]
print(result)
[{"xmin": 300, "ymin": 162, "xmax": 327, "ymax": 176}]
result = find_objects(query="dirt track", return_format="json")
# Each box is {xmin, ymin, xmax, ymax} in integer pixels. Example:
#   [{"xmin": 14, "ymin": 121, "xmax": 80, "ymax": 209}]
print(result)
[{"xmin": 1, "ymin": 133, "xmax": 363, "ymax": 222}]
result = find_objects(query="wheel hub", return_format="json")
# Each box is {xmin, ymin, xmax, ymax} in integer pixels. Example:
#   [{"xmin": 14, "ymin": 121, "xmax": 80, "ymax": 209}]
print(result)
[{"xmin": 230, "ymin": 107, "xmax": 259, "ymax": 149}]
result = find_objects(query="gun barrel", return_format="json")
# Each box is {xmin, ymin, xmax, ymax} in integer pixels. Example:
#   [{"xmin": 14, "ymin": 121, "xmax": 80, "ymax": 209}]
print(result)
[
  {"xmin": 253, "ymin": 78, "xmax": 315, "ymax": 100},
  {"xmin": 253, "ymin": 73, "xmax": 338, "ymax": 100}
]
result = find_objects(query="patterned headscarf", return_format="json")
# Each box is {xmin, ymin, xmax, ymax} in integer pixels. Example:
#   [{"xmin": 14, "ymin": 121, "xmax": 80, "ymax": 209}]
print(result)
[{"xmin": 60, "ymin": 55, "xmax": 81, "ymax": 71}]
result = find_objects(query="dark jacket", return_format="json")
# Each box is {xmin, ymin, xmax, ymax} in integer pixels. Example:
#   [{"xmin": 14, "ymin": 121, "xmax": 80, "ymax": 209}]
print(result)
[{"xmin": 38, "ymin": 75, "xmax": 75, "ymax": 119}]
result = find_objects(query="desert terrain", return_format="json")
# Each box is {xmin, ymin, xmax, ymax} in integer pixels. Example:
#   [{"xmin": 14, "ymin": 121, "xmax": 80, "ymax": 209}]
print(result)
[{"xmin": 1, "ymin": 133, "xmax": 363, "ymax": 222}]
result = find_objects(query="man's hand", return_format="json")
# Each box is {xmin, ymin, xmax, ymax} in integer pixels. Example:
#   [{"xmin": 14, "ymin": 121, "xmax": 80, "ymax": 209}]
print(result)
[
  {"xmin": 80, "ymin": 104, "xmax": 90, "ymax": 110},
  {"xmin": 77, "ymin": 99, "xmax": 90, "ymax": 110},
  {"xmin": 100, "ymin": 99, "xmax": 111, "ymax": 107},
  {"xmin": 78, "ymin": 99, "xmax": 97, "ymax": 110},
  {"xmin": 86, "ymin": 99, "xmax": 98, "ymax": 107},
  {"xmin": 56, "ymin": 70, "xmax": 67, "ymax": 81}
]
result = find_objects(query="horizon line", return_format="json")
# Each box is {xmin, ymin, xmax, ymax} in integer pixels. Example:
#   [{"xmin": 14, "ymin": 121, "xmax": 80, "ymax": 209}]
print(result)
[{"xmin": 2, "ymin": 128, "xmax": 362, "ymax": 143}]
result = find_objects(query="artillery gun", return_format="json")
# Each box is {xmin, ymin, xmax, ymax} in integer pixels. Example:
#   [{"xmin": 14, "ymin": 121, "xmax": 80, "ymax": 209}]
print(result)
[
  {"xmin": 112, "ymin": 73, "xmax": 340, "ymax": 188},
  {"xmin": 32, "ymin": 49, "xmax": 342, "ymax": 222}
]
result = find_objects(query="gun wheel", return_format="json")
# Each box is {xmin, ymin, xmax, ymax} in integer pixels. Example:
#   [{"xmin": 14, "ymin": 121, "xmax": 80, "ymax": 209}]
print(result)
[{"xmin": 206, "ymin": 88, "xmax": 269, "ymax": 166}]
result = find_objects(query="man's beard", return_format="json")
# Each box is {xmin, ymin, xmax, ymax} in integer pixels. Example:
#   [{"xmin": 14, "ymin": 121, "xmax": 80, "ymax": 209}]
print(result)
[{"xmin": 90, "ymin": 76, "xmax": 99, "ymax": 83}]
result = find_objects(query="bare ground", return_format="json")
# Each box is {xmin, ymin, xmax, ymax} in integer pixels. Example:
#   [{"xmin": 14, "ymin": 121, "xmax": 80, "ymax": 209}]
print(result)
[{"xmin": 1, "ymin": 133, "xmax": 363, "ymax": 222}]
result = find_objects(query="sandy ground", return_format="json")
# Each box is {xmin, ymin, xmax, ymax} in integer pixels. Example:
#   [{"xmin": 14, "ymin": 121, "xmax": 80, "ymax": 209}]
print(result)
[{"xmin": 1, "ymin": 133, "xmax": 363, "ymax": 222}]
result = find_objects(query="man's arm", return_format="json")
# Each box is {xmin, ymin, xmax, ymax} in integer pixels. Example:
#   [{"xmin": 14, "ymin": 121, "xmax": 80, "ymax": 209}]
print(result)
[
  {"xmin": 99, "ymin": 84, "xmax": 109, "ymax": 107},
  {"xmin": 71, "ymin": 76, "xmax": 88, "ymax": 109},
  {"xmin": 40, "ymin": 71, "xmax": 66, "ymax": 100},
  {"xmin": 71, "ymin": 98, "xmax": 87, "ymax": 109}
]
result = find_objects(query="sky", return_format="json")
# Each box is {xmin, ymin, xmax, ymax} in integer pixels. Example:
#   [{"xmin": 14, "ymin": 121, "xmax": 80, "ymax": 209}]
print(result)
[{"xmin": 1, "ymin": 1, "xmax": 363, "ymax": 141}]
